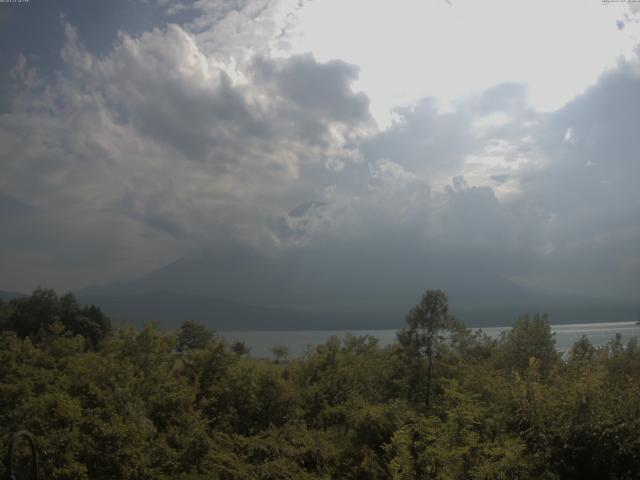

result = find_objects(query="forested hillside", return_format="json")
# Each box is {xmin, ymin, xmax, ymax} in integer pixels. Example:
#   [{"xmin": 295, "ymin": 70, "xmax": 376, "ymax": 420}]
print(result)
[{"xmin": 1, "ymin": 289, "xmax": 640, "ymax": 479}]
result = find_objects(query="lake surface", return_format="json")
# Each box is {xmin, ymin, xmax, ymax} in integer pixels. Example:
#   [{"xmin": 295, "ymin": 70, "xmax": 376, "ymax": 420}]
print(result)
[{"xmin": 220, "ymin": 321, "xmax": 640, "ymax": 359}]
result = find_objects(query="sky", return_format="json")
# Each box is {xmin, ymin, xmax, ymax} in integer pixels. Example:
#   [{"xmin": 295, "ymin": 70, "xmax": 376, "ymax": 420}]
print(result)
[{"xmin": 1, "ymin": 0, "xmax": 639, "ymax": 302}]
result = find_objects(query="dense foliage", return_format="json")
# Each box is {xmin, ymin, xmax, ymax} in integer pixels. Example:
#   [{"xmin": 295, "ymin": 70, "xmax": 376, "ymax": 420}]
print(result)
[{"xmin": 1, "ymin": 289, "xmax": 640, "ymax": 479}]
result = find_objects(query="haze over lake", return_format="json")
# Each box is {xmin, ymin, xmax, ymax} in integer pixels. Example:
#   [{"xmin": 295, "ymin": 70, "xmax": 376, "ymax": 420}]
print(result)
[{"xmin": 221, "ymin": 321, "xmax": 640, "ymax": 359}]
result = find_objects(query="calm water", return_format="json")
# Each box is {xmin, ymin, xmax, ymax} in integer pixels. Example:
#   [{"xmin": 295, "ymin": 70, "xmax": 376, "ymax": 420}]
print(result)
[{"xmin": 220, "ymin": 322, "xmax": 640, "ymax": 359}]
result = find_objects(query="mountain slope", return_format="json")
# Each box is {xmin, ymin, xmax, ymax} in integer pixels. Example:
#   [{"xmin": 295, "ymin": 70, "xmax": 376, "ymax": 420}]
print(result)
[
  {"xmin": 79, "ymin": 243, "xmax": 525, "ymax": 307},
  {"xmin": 77, "ymin": 291, "xmax": 408, "ymax": 331},
  {"xmin": 0, "ymin": 290, "xmax": 27, "ymax": 301},
  {"xmin": 78, "ymin": 244, "xmax": 640, "ymax": 329}
]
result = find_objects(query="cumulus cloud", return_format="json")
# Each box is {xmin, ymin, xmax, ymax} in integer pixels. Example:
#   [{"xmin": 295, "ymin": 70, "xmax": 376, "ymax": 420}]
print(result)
[
  {"xmin": 0, "ymin": 0, "xmax": 639, "ymax": 304},
  {"xmin": 0, "ymin": 13, "xmax": 370, "ymax": 291}
]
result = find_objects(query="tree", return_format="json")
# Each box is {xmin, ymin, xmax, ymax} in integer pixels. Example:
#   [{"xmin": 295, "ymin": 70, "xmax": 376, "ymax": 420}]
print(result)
[
  {"xmin": 497, "ymin": 313, "xmax": 560, "ymax": 378},
  {"xmin": 0, "ymin": 298, "xmax": 9, "ymax": 332},
  {"xmin": 399, "ymin": 289, "xmax": 459, "ymax": 406},
  {"xmin": 59, "ymin": 293, "xmax": 112, "ymax": 348},
  {"xmin": 231, "ymin": 340, "xmax": 251, "ymax": 356},
  {"xmin": 0, "ymin": 289, "xmax": 111, "ymax": 349},
  {"xmin": 176, "ymin": 321, "xmax": 214, "ymax": 352},
  {"xmin": 569, "ymin": 334, "xmax": 596, "ymax": 362},
  {"xmin": 5, "ymin": 287, "xmax": 60, "ymax": 339},
  {"xmin": 271, "ymin": 345, "xmax": 290, "ymax": 364}
]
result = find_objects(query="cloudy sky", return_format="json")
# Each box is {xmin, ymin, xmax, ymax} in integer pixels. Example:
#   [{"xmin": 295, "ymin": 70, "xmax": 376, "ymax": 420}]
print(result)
[{"xmin": 1, "ymin": 0, "xmax": 639, "ymax": 301}]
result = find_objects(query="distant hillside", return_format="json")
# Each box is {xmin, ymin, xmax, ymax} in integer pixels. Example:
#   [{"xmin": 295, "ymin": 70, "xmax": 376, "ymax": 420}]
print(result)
[
  {"xmin": 77, "ymin": 244, "xmax": 640, "ymax": 330},
  {"xmin": 76, "ymin": 291, "xmax": 640, "ymax": 332},
  {"xmin": 76, "ymin": 292, "xmax": 407, "ymax": 331},
  {"xmin": 3, "ymin": 287, "xmax": 638, "ymax": 331},
  {"xmin": 0, "ymin": 290, "xmax": 26, "ymax": 301},
  {"xmin": 78, "ymin": 244, "xmax": 528, "ymax": 306},
  {"xmin": 453, "ymin": 300, "xmax": 640, "ymax": 328}
]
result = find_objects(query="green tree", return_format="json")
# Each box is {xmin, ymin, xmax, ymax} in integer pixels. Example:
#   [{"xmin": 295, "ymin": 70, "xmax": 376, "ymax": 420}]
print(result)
[
  {"xmin": 176, "ymin": 321, "xmax": 214, "ymax": 352},
  {"xmin": 5, "ymin": 287, "xmax": 60, "ymax": 339},
  {"xmin": 0, "ymin": 298, "xmax": 8, "ymax": 330},
  {"xmin": 271, "ymin": 345, "xmax": 290, "ymax": 364},
  {"xmin": 398, "ymin": 289, "xmax": 459, "ymax": 406},
  {"xmin": 80, "ymin": 303, "xmax": 112, "ymax": 347},
  {"xmin": 1, "ymin": 289, "xmax": 111, "ymax": 349},
  {"xmin": 569, "ymin": 334, "xmax": 596, "ymax": 362},
  {"xmin": 59, "ymin": 293, "xmax": 111, "ymax": 348},
  {"xmin": 231, "ymin": 340, "xmax": 251, "ymax": 356},
  {"xmin": 497, "ymin": 313, "xmax": 560, "ymax": 378}
]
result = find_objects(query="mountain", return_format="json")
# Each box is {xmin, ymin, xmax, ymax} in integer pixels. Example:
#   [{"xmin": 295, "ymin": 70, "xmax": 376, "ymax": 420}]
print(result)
[
  {"xmin": 76, "ymin": 291, "xmax": 640, "ymax": 331},
  {"xmin": 76, "ymin": 292, "xmax": 408, "ymax": 331},
  {"xmin": 78, "ymin": 244, "xmax": 640, "ymax": 329},
  {"xmin": 0, "ymin": 290, "xmax": 27, "ymax": 301},
  {"xmin": 80, "ymin": 243, "xmax": 525, "ymax": 305}
]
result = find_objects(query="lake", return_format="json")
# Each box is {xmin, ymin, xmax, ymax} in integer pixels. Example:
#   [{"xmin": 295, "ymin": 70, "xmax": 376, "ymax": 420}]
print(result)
[{"xmin": 220, "ymin": 321, "xmax": 640, "ymax": 359}]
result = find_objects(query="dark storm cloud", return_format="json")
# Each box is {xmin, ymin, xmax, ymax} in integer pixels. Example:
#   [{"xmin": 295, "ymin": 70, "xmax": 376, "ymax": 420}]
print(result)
[
  {"xmin": 0, "ymin": 194, "xmax": 37, "ymax": 219},
  {"xmin": 56, "ymin": 21, "xmax": 371, "ymax": 168},
  {"xmin": 250, "ymin": 54, "xmax": 373, "ymax": 150},
  {"xmin": 511, "ymin": 59, "xmax": 640, "ymax": 296},
  {"xmin": 59, "ymin": 22, "xmax": 266, "ymax": 165},
  {"xmin": 534, "ymin": 64, "xmax": 640, "ymax": 231},
  {"xmin": 254, "ymin": 54, "xmax": 370, "ymax": 123},
  {"xmin": 0, "ymin": 0, "xmax": 184, "ymax": 89}
]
